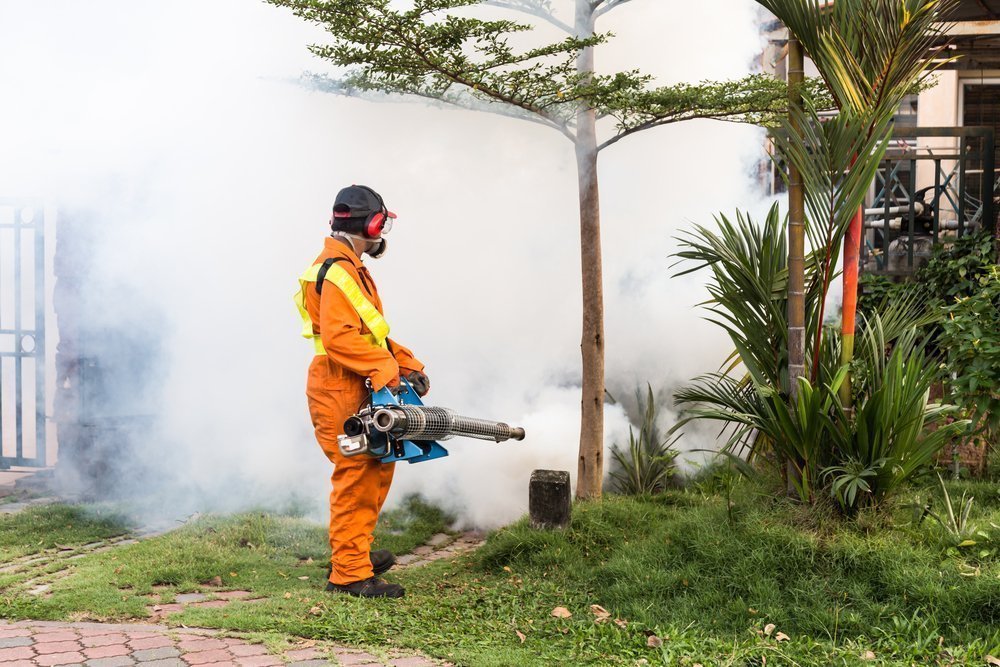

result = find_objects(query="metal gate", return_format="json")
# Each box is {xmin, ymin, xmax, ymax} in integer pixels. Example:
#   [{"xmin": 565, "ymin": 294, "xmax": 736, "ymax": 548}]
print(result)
[
  {"xmin": 862, "ymin": 126, "xmax": 997, "ymax": 274},
  {"xmin": 0, "ymin": 201, "xmax": 47, "ymax": 469}
]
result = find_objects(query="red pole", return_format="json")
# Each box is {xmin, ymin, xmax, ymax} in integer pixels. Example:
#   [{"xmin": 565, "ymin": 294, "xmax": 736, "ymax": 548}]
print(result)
[{"xmin": 840, "ymin": 204, "xmax": 863, "ymax": 407}]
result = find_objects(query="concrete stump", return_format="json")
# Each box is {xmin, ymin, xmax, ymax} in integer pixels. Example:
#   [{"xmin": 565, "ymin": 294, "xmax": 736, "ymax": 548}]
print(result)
[{"xmin": 529, "ymin": 469, "xmax": 571, "ymax": 529}]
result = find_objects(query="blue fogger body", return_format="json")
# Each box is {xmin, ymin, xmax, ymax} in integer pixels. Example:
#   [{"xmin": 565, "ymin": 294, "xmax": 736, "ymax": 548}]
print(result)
[{"xmin": 337, "ymin": 378, "xmax": 526, "ymax": 464}]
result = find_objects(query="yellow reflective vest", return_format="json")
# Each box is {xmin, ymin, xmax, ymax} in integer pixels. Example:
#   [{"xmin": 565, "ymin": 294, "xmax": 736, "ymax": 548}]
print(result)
[{"xmin": 294, "ymin": 259, "xmax": 390, "ymax": 356}]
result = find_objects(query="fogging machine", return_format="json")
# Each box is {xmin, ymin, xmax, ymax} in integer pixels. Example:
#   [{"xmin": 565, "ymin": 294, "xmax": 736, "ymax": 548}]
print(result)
[{"xmin": 337, "ymin": 378, "xmax": 526, "ymax": 464}]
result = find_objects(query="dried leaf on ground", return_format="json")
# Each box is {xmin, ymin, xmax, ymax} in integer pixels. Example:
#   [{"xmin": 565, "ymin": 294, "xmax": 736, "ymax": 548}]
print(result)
[
  {"xmin": 308, "ymin": 605, "xmax": 322, "ymax": 616},
  {"xmin": 986, "ymin": 656, "xmax": 1000, "ymax": 666},
  {"xmin": 283, "ymin": 592, "xmax": 292, "ymax": 599},
  {"xmin": 614, "ymin": 618, "xmax": 628, "ymax": 629},
  {"xmin": 205, "ymin": 576, "xmax": 223, "ymax": 586},
  {"xmin": 775, "ymin": 632, "xmax": 790, "ymax": 642},
  {"xmin": 647, "ymin": 635, "xmax": 663, "ymax": 648},
  {"xmin": 515, "ymin": 630, "xmax": 526, "ymax": 643},
  {"xmin": 551, "ymin": 606, "xmax": 572, "ymax": 619},
  {"xmin": 590, "ymin": 604, "xmax": 611, "ymax": 622},
  {"xmin": 862, "ymin": 651, "xmax": 876, "ymax": 661},
  {"xmin": 763, "ymin": 623, "xmax": 776, "ymax": 637},
  {"xmin": 297, "ymin": 576, "xmax": 310, "ymax": 581}
]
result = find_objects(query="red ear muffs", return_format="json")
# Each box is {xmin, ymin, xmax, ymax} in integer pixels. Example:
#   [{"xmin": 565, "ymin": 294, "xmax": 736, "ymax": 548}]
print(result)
[{"xmin": 365, "ymin": 211, "xmax": 387, "ymax": 238}]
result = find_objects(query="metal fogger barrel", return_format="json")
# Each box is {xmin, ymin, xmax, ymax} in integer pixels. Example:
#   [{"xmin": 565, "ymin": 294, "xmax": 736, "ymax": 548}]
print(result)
[{"xmin": 371, "ymin": 405, "xmax": 525, "ymax": 443}]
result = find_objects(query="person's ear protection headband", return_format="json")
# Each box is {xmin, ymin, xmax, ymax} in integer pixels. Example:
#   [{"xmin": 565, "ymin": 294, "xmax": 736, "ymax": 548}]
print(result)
[{"xmin": 336, "ymin": 185, "xmax": 395, "ymax": 238}]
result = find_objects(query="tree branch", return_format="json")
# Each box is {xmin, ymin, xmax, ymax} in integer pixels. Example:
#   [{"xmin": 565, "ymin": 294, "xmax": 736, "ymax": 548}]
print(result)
[
  {"xmin": 596, "ymin": 110, "xmax": 756, "ymax": 152},
  {"xmin": 482, "ymin": 0, "xmax": 574, "ymax": 34},
  {"xmin": 593, "ymin": 0, "xmax": 637, "ymax": 19}
]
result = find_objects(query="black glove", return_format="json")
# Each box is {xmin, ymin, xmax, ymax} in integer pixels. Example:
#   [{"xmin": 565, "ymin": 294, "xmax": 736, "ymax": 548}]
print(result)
[{"xmin": 406, "ymin": 370, "xmax": 430, "ymax": 397}]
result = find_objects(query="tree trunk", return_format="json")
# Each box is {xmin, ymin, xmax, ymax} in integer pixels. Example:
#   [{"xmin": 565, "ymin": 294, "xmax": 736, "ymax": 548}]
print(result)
[
  {"xmin": 786, "ymin": 36, "xmax": 806, "ymax": 397},
  {"xmin": 786, "ymin": 35, "xmax": 806, "ymax": 496},
  {"xmin": 574, "ymin": 0, "xmax": 604, "ymax": 500},
  {"xmin": 839, "ymin": 206, "xmax": 863, "ymax": 408}
]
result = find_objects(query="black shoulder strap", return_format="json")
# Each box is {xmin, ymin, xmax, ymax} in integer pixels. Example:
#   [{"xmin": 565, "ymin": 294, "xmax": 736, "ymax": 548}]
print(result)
[{"xmin": 315, "ymin": 257, "xmax": 350, "ymax": 295}]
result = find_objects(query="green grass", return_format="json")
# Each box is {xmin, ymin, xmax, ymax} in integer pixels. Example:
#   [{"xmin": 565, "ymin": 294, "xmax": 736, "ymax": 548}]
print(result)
[
  {"xmin": 4, "ymin": 486, "xmax": 1000, "ymax": 665},
  {"xmin": 0, "ymin": 504, "xmax": 132, "ymax": 561}
]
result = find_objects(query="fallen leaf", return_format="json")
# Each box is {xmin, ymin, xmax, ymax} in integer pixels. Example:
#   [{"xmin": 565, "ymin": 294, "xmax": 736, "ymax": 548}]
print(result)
[
  {"xmin": 297, "ymin": 576, "xmax": 310, "ymax": 581},
  {"xmin": 551, "ymin": 606, "xmax": 572, "ymax": 619},
  {"xmin": 775, "ymin": 632, "xmax": 790, "ymax": 642},
  {"xmin": 763, "ymin": 623, "xmax": 776, "ymax": 637},
  {"xmin": 748, "ymin": 608, "xmax": 758, "ymax": 614},
  {"xmin": 229, "ymin": 572, "xmax": 238, "ymax": 578},
  {"xmin": 304, "ymin": 557, "xmax": 313, "ymax": 564},
  {"xmin": 614, "ymin": 618, "xmax": 628, "ymax": 629},
  {"xmin": 152, "ymin": 605, "xmax": 162, "ymax": 612},
  {"xmin": 861, "ymin": 651, "xmax": 876, "ymax": 661},
  {"xmin": 503, "ymin": 566, "xmax": 512, "ymax": 573},
  {"xmin": 515, "ymin": 630, "xmax": 526, "ymax": 644},
  {"xmin": 694, "ymin": 664, "xmax": 704, "ymax": 667},
  {"xmin": 283, "ymin": 592, "xmax": 292, "ymax": 599},
  {"xmin": 308, "ymin": 606, "xmax": 322, "ymax": 616},
  {"xmin": 206, "ymin": 576, "xmax": 223, "ymax": 587},
  {"xmin": 590, "ymin": 604, "xmax": 611, "ymax": 623},
  {"xmin": 646, "ymin": 635, "xmax": 663, "ymax": 649},
  {"xmin": 987, "ymin": 656, "xmax": 1000, "ymax": 666}
]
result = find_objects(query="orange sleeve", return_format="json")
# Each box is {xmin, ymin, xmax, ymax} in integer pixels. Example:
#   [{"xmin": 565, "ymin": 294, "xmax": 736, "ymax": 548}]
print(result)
[
  {"xmin": 388, "ymin": 339, "xmax": 424, "ymax": 375},
  {"xmin": 319, "ymin": 283, "xmax": 399, "ymax": 391}
]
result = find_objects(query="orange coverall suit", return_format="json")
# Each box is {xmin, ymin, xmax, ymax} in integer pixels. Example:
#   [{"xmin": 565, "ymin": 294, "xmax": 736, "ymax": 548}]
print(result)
[{"xmin": 302, "ymin": 238, "xmax": 424, "ymax": 585}]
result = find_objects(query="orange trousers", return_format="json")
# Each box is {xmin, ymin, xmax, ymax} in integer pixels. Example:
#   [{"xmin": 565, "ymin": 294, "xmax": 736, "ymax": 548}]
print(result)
[{"xmin": 308, "ymin": 362, "xmax": 395, "ymax": 585}]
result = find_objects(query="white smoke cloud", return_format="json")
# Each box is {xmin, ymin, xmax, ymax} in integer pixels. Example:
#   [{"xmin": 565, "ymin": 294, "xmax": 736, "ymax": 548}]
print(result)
[{"xmin": 0, "ymin": 0, "xmax": 775, "ymax": 528}]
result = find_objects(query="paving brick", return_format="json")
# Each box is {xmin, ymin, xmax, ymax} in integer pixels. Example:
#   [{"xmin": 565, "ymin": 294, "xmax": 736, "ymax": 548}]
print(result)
[
  {"xmin": 130, "ymin": 636, "xmax": 175, "ymax": 651},
  {"xmin": 333, "ymin": 652, "xmax": 383, "ymax": 666},
  {"xmin": 149, "ymin": 605, "xmax": 184, "ymax": 615},
  {"xmin": 135, "ymin": 659, "xmax": 186, "ymax": 667},
  {"xmin": 126, "ymin": 632, "xmax": 162, "ymax": 640},
  {"xmin": 226, "ymin": 644, "xmax": 267, "ymax": 658},
  {"xmin": 0, "ymin": 646, "xmax": 35, "ymax": 660},
  {"xmin": 189, "ymin": 600, "xmax": 228, "ymax": 609},
  {"xmin": 0, "ymin": 661, "xmax": 37, "ymax": 667},
  {"xmin": 83, "ymin": 644, "xmax": 132, "ymax": 659},
  {"xmin": 389, "ymin": 658, "xmax": 435, "ymax": 667},
  {"xmin": 174, "ymin": 594, "xmax": 209, "ymax": 604},
  {"xmin": 0, "ymin": 628, "xmax": 33, "ymax": 639},
  {"xmin": 133, "ymin": 647, "xmax": 182, "ymax": 661},
  {"xmin": 214, "ymin": 591, "xmax": 251, "ymax": 600},
  {"xmin": 182, "ymin": 649, "xmax": 232, "ymax": 665},
  {"xmin": 285, "ymin": 648, "xmax": 322, "ymax": 661},
  {"xmin": 426, "ymin": 533, "xmax": 451, "ymax": 547},
  {"xmin": 82, "ymin": 635, "xmax": 129, "ymax": 648},
  {"xmin": 35, "ymin": 632, "xmax": 81, "ymax": 643},
  {"xmin": 36, "ymin": 651, "xmax": 86, "ymax": 666},
  {"xmin": 178, "ymin": 639, "xmax": 227, "ymax": 652},
  {"xmin": 84, "ymin": 657, "xmax": 136, "ymax": 667},
  {"xmin": 36, "ymin": 640, "xmax": 85, "ymax": 654},
  {"xmin": 288, "ymin": 661, "xmax": 331, "ymax": 667},
  {"xmin": 232, "ymin": 656, "xmax": 282, "ymax": 667},
  {"xmin": 0, "ymin": 636, "xmax": 34, "ymax": 648}
]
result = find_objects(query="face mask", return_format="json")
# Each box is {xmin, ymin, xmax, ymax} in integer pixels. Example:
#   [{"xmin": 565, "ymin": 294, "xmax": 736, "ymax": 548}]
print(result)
[
  {"xmin": 367, "ymin": 238, "xmax": 388, "ymax": 259},
  {"xmin": 333, "ymin": 232, "xmax": 387, "ymax": 259}
]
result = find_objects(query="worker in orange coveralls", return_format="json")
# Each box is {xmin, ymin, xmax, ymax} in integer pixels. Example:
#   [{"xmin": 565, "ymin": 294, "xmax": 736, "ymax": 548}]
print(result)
[{"xmin": 294, "ymin": 185, "xmax": 429, "ymax": 599}]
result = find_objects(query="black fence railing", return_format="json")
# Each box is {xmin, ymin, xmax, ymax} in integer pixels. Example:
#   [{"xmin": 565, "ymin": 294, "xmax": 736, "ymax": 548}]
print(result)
[{"xmin": 862, "ymin": 126, "xmax": 996, "ymax": 275}]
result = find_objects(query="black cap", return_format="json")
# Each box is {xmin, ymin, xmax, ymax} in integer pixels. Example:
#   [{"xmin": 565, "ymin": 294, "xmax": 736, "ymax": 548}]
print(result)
[{"xmin": 333, "ymin": 185, "xmax": 384, "ymax": 219}]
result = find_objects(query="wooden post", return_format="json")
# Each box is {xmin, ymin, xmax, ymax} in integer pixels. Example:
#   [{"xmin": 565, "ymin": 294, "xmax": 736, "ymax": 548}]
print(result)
[{"xmin": 530, "ymin": 470, "xmax": 572, "ymax": 529}]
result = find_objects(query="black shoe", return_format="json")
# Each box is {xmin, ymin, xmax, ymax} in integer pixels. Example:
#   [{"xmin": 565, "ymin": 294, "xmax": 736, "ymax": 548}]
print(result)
[
  {"xmin": 370, "ymin": 549, "xmax": 396, "ymax": 575},
  {"xmin": 326, "ymin": 550, "xmax": 396, "ymax": 578},
  {"xmin": 326, "ymin": 577, "xmax": 405, "ymax": 598}
]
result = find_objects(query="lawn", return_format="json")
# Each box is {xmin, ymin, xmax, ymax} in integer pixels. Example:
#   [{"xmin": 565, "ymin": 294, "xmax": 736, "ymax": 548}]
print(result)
[{"xmin": 2, "ymin": 484, "xmax": 1000, "ymax": 665}]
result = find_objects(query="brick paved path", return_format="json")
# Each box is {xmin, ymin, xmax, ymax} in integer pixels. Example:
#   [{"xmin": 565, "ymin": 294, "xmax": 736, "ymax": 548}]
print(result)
[{"xmin": 0, "ymin": 621, "xmax": 443, "ymax": 667}]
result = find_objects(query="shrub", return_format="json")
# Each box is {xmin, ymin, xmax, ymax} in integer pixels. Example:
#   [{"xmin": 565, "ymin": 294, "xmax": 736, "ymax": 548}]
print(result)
[{"xmin": 608, "ymin": 385, "xmax": 678, "ymax": 495}]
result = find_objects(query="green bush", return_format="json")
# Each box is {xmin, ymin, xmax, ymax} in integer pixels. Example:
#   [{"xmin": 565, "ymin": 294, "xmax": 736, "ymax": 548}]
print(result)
[
  {"xmin": 674, "ymin": 210, "xmax": 964, "ymax": 511},
  {"xmin": 938, "ymin": 265, "xmax": 1000, "ymax": 441},
  {"xmin": 608, "ymin": 385, "xmax": 678, "ymax": 495}
]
